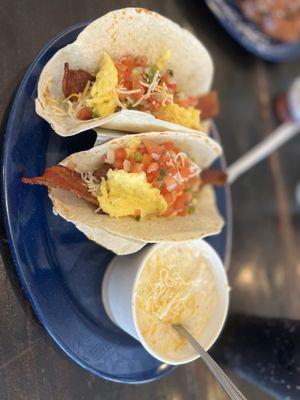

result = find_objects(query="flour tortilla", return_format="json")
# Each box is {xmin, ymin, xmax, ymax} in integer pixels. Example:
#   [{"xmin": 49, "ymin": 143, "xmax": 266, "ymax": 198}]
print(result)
[
  {"xmin": 48, "ymin": 132, "xmax": 224, "ymax": 253},
  {"xmin": 36, "ymin": 8, "xmax": 213, "ymax": 137},
  {"xmin": 51, "ymin": 201, "xmax": 146, "ymax": 255},
  {"xmin": 93, "ymin": 120, "xmax": 212, "ymax": 141}
]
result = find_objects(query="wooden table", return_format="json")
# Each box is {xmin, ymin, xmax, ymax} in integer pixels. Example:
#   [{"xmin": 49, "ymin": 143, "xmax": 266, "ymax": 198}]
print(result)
[{"xmin": 1, "ymin": 1, "xmax": 300, "ymax": 399}]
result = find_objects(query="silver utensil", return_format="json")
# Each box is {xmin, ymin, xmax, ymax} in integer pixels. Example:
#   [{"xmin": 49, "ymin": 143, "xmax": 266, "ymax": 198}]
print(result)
[
  {"xmin": 227, "ymin": 121, "xmax": 300, "ymax": 184},
  {"xmin": 173, "ymin": 324, "xmax": 247, "ymax": 400},
  {"xmin": 227, "ymin": 76, "xmax": 300, "ymax": 183}
]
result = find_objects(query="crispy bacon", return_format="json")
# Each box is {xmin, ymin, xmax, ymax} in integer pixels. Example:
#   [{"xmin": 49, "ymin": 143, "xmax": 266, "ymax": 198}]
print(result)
[
  {"xmin": 196, "ymin": 91, "xmax": 220, "ymax": 120},
  {"xmin": 200, "ymin": 169, "xmax": 227, "ymax": 186},
  {"xmin": 76, "ymin": 106, "xmax": 93, "ymax": 120},
  {"xmin": 22, "ymin": 165, "xmax": 98, "ymax": 206},
  {"xmin": 93, "ymin": 163, "xmax": 112, "ymax": 180},
  {"xmin": 62, "ymin": 63, "xmax": 95, "ymax": 100}
]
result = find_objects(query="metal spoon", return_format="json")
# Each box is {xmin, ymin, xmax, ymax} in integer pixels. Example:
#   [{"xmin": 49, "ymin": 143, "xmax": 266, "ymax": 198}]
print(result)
[
  {"xmin": 173, "ymin": 324, "xmax": 247, "ymax": 400},
  {"xmin": 227, "ymin": 76, "xmax": 300, "ymax": 183},
  {"xmin": 227, "ymin": 121, "xmax": 300, "ymax": 184}
]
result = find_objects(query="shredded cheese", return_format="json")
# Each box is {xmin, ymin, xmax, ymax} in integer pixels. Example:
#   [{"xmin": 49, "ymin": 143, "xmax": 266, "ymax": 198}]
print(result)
[
  {"xmin": 81, "ymin": 171, "xmax": 101, "ymax": 195},
  {"xmin": 113, "ymin": 87, "xmax": 128, "ymax": 109},
  {"xmin": 48, "ymin": 80, "xmax": 93, "ymax": 119},
  {"xmin": 116, "ymin": 87, "xmax": 142, "ymax": 95},
  {"xmin": 135, "ymin": 244, "xmax": 218, "ymax": 357},
  {"xmin": 129, "ymin": 69, "xmax": 173, "ymax": 109},
  {"xmin": 62, "ymin": 93, "xmax": 80, "ymax": 102}
]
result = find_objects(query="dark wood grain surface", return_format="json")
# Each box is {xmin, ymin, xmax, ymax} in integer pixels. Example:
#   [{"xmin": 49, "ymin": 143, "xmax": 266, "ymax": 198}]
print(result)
[{"xmin": 1, "ymin": 1, "xmax": 300, "ymax": 399}]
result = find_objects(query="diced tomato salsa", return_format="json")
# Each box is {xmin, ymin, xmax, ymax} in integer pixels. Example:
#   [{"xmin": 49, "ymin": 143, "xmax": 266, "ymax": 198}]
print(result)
[
  {"xmin": 115, "ymin": 55, "xmax": 188, "ymax": 113},
  {"xmin": 104, "ymin": 139, "xmax": 200, "ymax": 217}
]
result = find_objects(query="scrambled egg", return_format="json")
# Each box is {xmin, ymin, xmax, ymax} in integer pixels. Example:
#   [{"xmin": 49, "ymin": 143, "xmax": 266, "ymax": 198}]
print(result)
[
  {"xmin": 156, "ymin": 50, "xmax": 171, "ymax": 71},
  {"xmin": 87, "ymin": 53, "xmax": 118, "ymax": 117},
  {"xmin": 124, "ymin": 138, "xmax": 141, "ymax": 158},
  {"xmin": 154, "ymin": 103, "xmax": 201, "ymax": 130},
  {"xmin": 97, "ymin": 170, "xmax": 167, "ymax": 218}
]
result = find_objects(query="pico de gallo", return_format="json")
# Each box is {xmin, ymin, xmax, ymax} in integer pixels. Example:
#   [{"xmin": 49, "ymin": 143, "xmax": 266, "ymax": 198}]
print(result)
[
  {"xmin": 99, "ymin": 138, "xmax": 201, "ymax": 218},
  {"xmin": 58, "ymin": 52, "xmax": 219, "ymax": 130}
]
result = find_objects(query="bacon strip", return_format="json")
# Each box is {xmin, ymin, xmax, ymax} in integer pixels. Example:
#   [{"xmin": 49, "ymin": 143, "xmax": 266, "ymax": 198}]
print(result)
[
  {"xmin": 77, "ymin": 106, "xmax": 93, "ymax": 120},
  {"xmin": 22, "ymin": 165, "xmax": 98, "ymax": 206},
  {"xmin": 196, "ymin": 91, "xmax": 220, "ymax": 120},
  {"xmin": 22, "ymin": 164, "xmax": 226, "ymax": 209},
  {"xmin": 200, "ymin": 169, "xmax": 227, "ymax": 186},
  {"xmin": 93, "ymin": 163, "xmax": 112, "ymax": 180},
  {"xmin": 62, "ymin": 63, "xmax": 95, "ymax": 100}
]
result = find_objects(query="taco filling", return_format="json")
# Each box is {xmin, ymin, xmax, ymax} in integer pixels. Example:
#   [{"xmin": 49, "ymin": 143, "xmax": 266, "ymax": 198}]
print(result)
[
  {"xmin": 58, "ymin": 52, "xmax": 219, "ymax": 130},
  {"xmin": 22, "ymin": 138, "xmax": 226, "ymax": 220}
]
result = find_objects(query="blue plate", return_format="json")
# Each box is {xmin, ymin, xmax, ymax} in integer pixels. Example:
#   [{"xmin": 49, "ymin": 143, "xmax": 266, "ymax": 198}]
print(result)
[
  {"xmin": 1, "ymin": 22, "xmax": 232, "ymax": 383},
  {"xmin": 206, "ymin": 0, "xmax": 300, "ymax": 62}
]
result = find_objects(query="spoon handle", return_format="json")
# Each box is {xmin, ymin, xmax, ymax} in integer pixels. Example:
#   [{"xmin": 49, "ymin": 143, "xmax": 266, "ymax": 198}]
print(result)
[
  {"xmin": 227, "ymin": 121, "xmax": 300, "ymax": 184},
  {"xmin": 173, "ymin": 324, "xmax": 247, "ymax": 400}
]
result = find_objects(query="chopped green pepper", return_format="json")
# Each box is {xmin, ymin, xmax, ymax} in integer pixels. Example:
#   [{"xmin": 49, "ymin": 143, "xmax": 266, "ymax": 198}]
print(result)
[
  {"xmin": 147, "ymin": 67, "xmax": 156, "ymax": 83},
  {"xmin": 92, "ymin": 112, "xmax": 100, "ymax": 119},
  {"xmin": 134, "ymin": 215, "xmax": 141, "ymax": 222},
  {"xmin": 132, "ymin": 67, "xmax": 140, "ymax": 76},
  {"xmin": 158, "ymin": 169, "xmax": 167, "ymax": 181},
  {"xmin": 188, "ymin": 206, "xmax": 195, "ymax": 214},
  {"xmin": 134, "ymin": 152, "xmax": 143, "ymax": 163}
]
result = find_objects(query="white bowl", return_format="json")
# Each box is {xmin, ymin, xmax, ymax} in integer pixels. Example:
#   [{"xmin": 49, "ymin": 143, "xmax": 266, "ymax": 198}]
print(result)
[{"xmin": 102, "ymin": 239, "xmax": 230, "ymax": 365}]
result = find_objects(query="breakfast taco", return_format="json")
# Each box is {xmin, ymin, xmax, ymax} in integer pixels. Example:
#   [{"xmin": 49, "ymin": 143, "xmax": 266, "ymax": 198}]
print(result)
[
  {"xmin": 36, "ymin": 8, "xmax": 219, "ymax": 137},
  {"xmin": 22, "ymin": 132, "xmax": 226, "ymax": 254}
]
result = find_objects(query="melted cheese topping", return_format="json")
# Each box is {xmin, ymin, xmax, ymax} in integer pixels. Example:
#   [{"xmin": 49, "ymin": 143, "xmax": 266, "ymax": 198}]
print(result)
[{"xmin": 135, "ymin": 243, "xmax": 217, "ymax": 358}]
